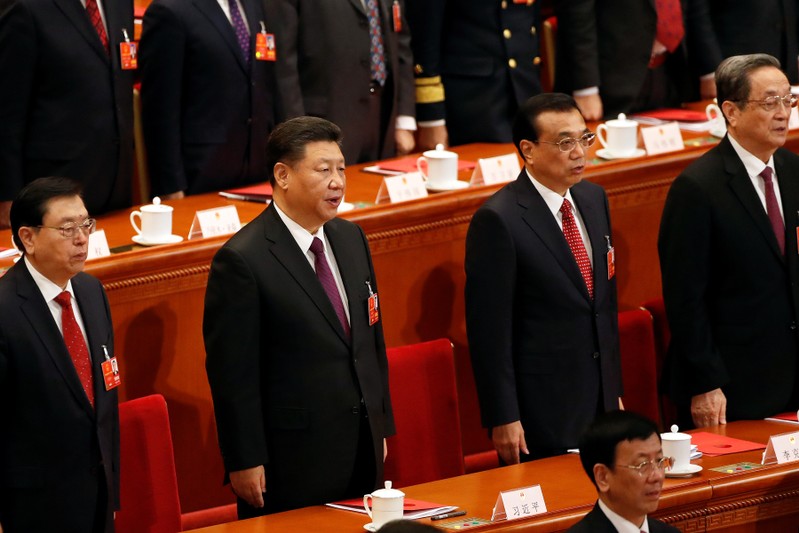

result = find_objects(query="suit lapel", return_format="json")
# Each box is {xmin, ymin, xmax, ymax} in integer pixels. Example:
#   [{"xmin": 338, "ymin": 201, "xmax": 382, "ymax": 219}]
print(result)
[
  {"xmin": 516, "ymin": 174, "xmax": 593, "ymax": 301},
  {"xmin": 262, "ymin": 208, "xmax": 351, "ymax": 346},
  {"xmin": 722, "ymin": 138, "xmax": 785, "ymax": 261},
  {"xmin": 347, "ymin": 0, "xmax": 366, "ymax": 16},
  {"xmin": 775, "ymin": 149, "xmax": 799, "ymax": 257},
  {"xmin": 193, "ymin": 0, "xmax": 248, "ymax": 72},
  {"xmin": 52, "ymin": 0, "xmax": 109, "ymax": 63},
  {"xmin": 14, "ymin": 263, "xmax": 95, "ymax": 417}
]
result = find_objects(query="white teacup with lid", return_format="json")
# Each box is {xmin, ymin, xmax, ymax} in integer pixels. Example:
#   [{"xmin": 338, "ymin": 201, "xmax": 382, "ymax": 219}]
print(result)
[
  {"xmin": 417, "ymin": 143, "xmax": 459, "ymax": 188},
  {"xmin": 130, "ymin": 197, "xmax": 173, "ymax": 242},
  {"xmin": 661, "ymin": 424, "xmax": 691, "ymax": 471},
  {"xmin": 363, "ymin": 480, "xmax": 404, "ymax": 529},
  {"xmin": 596, "ymin": 113, "xmax": 639, "ymax": 157}
]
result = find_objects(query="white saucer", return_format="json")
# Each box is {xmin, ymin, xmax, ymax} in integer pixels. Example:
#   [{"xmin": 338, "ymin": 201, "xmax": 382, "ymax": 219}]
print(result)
[
  {"xmin": 132, "ymin": 234, "xmax": 184, "ymax": 246},
  {"xmin": 665, "ymin": 464, "xmax": 703, "ymax": 477},
  {"xmin": 338, "ymin": 201, "xmax": 355, "ymax": 213},
  {"xmin": 709, "ymin": 128, "xmax": 727, "ymax": 139},
  {"xmin": 363, "ymin": 523, "xmax": 377, "ymax": 532},
  {"xmin": 425, "ymin": 180, "xmax": 469, "ymax": 192},
  {"xmin": 596, "ymin": 148, "xmax": 647, "ymax": 160}
]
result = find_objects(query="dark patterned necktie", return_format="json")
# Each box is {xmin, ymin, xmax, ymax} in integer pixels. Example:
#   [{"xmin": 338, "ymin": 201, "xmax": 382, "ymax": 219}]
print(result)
[
  {"xmin": 310, "ymin": 237, "xmax": 351, "ymax": 338},
  {"xmin": 227, "ymin": 0, "xmax": 250, "ymax": 64},
  {"xmin": 365, "ymin": 0, "xmax": 387, "ymax": 86},
  {"xmin": 54, "ymin": 291, "xmax": 95, "ymax": 407},
  {"xmin": 760, "ymin": 166, "xmax": 785, "ymax": 255},
  {"xmin": 560, "ymin": 199, "xmax": 594, "ymax": 299}
]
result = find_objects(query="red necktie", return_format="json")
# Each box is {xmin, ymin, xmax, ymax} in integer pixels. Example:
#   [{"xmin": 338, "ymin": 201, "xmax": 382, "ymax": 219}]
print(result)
[
  {"xmin": 85, "ymin": 0, "xmax": 109, "ymax": 55},
  {"xmin": 560, "ymin": 199, "xmax": 594, "ymax": 299},
  {"xmin": 760, "ymin": 167, "xmax": 786, "ymax": 255},
  {"xmin": 655, "ymin": 0, "xmax": 684, "ymax": 53},
  {"xmin": 54, "ymin": 291, "xmax": 95, "ymax": 407},
  {"xmin": 310, "ymin": 238, "xmax": 351, "ymax": 338}
]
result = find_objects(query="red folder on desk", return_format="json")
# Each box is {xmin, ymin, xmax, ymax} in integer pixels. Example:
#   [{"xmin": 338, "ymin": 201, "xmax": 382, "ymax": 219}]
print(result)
[
  {"xmin": 218, "ymin": 182, "xmax": 273, "ymax": 202},
  {"xmin": 691, "ymin": 432, "xmax": 766, "ymax": 456}
]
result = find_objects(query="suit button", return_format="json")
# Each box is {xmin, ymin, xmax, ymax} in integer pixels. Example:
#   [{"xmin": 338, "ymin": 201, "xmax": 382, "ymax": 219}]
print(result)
[
  {"xmin": 533, "ymin": 56, "xmax": 541, "ymax": 66},
  {"xmin": 414, "ymin": 64, "xmax": 423, "ymax": 75},
  {"xmin": 508, "ymin": 58, "xmax": 517, "ymax": 69},
  {"xmin": 791, "ymin": 322, "xmax": 797, "ymax": 330},
  {"xmin": 501, "ymin": 0, "xmax": 507, "ymax": 8},
  {"xmin": 351, "ymin": 406, "xmax": 360, "ymax": 415},
  {"xmin": 503, "ymin": 29, "xmax": 511, "ymax": 39},
  {"xmin": 370, "ymin": 86, "xmax": 376, "ymax": 94},
  {"xmin": 592, "ymin": 352, "xmax": 600, "ymax": 359}
]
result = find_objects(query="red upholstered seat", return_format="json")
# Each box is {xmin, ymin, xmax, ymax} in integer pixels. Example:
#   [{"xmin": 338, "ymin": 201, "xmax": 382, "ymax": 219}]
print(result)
[
  {"xmin": 640, "ymin": 298, "xmax": 678, "ymax": 427},
  {"xmin": 383, "ymin": 339, "xmax": 465, "ymax": 487},
  {"xmin": 618, "ymin": 309, "xmax": 661, "ymax": 424},
  {"xmin": 117, "ymin": 394, "xmax": 182, "ymax": 533},
  {"xmin": 116, "ymin": 394, "xmax": 237, "ymax": 532}
]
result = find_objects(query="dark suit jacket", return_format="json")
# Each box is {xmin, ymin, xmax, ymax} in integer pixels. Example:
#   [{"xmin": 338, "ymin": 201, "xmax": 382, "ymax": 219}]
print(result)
[
  {"xmin": 553, "ymin": 0, "xmax": 698, "ymax": 119},
  {"xmin": 140, "ymin": 0, "xmax": 279, "ymax": 196},
  {"xmin": 566, "ymin": 502, "xmax": 680, "ymax": 532},
  {"xmin": 465, "ymin": 171, "xmax": 621, "ymax": 454},
  {"xmin": 659, "ymin": 136, "xmax": 799, "ymax": 419},
  {"xmin": 276, "ymin": 0, "xmax": 415, "ymax": 164},
  {"xmin": 0, "ymin": 261, "xmax": 119, "ymax": 532},
  {"xmin": 0, "ymin": 0, "xmax": 133, "ymax": 214},
  {"xmin": 204, "ymin": 205, "xmax": 395, "ymax": 513},
  {"xmin": 406, "ymin": 0, "xmax": 540, "ymax": 145},
  {"xmin": 687, "ymin": 0, "xmax": 798, "ymax": 83}
]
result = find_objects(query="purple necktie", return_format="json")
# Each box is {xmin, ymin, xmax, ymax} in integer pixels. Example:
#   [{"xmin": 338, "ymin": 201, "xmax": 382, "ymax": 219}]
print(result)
[
  {"xmin": 760, "ymin": 166, "xmax": 785, "ymax": 255},
  {"xmin": 310, "ymin": 237, "xmax": 351, "ymax": 338},
  {"xmin": 365, "ymin": 0, "xmax": 387, "ymax": 86},
  {"xmin": 227, "ymin": 0, "xmax": 250, "ymax": 64}
]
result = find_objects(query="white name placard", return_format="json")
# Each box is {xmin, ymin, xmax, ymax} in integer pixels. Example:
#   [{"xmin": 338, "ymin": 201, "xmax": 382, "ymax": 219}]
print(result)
[
  {"xmin": 87, "ymin": 229, "xmax": 111, "ymax": 260},
  {"xmin": 491, "ymin": 485, "xmax": 547, "ymax": 522},
  {"xmin": 470, "ymin": 154, "xmax": 521, "ymax": 186},
  {"xmin": 641, "ymin": 122, "xmax": 684, "ymax": 156},
  {"xmin": 762, "ymin": 430, "xmax": 799, "ymax": 465},
  {"xmin": 188, "ymin": 205, "xmax": 241, "ymax": 240},
  {"xmin": 374, "ymin": 172, "xmax": 428, "ymax": 204}
]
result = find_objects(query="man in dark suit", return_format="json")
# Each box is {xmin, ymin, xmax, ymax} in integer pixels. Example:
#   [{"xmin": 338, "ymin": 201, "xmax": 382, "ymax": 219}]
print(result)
[
  {"xmin": 0, "ymin": 0, "xmax": 133, "ymax": 229},
  {"xmin": 139, "ymin": 0, "xmax": 279, "ymax": 198},
  {"xmin": 659, "ymin": 54, "xmax": 799, "ymax": 427},
  {"xmin": 553, "ymin": 0, "xmax": 699, "ymax": 120},
  {"xmin": 465, "ymin": 93, "xmax": 622, "ymax": 464},
  {"xmin": 276, "ymin": 0, "xmax": 415, "ymax": 164},
  {"xmin": 405, "ymin": 0, "xmax": 541, "ymax": 148},
  {"xmin": 204, "ymin": 116, "xmax": 394, "ymax": 518},
  {"xmin": 568, "ymin": 410, "xmax": 680, "ymax": 533},
  {"xmin": 0, "ymin": 177, "xmax": 119, "ymax": 532}
]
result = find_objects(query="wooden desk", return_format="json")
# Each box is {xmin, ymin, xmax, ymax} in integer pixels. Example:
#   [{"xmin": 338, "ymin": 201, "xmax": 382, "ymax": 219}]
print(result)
[
  {"xmin": 184, "ymin": 420, "xmax": 799, "ymax": 532},
  {"xmin": 3, "ymin": 129, "xmax": 798, "ymax": 511}
]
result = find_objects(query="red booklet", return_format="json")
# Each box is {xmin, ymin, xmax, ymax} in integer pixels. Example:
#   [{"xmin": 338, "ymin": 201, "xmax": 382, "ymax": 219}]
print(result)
[
  {"xmin": 691, "ymin": 432, "xmax": 766, "ymax": 456},
  {"xmin": 376, "ymin": 157, "xmax": 476, "ymax": 173},
  {"xmin": 218, "ymin": 182, "xmax": 273, "ymax": 202},
  {"xmin": 326, "ymin": 497, "xmax": 456, "ymax": 520},
  {"xmin": 634, "ymin": 108, "xmax": 708, "ymax": 122}
]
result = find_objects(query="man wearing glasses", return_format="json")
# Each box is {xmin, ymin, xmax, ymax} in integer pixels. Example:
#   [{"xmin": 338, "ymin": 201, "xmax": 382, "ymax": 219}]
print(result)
[
  {"xmin": 567, "ymin": 410, "xmax": 679, "ymax": 532},
  {"xmin": 0, "ymin": 177, "xmax": 118, "ymax": 532},
  {"xmin": 465, "ymin": 93, "xmax": 622, "ymax": 464},
  {"xmin": 659, "ymin": 54, "xmax": 799, "ymax": 428}
]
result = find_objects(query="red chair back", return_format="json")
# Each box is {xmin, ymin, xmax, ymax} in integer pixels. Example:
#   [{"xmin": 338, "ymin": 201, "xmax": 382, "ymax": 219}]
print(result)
[
  {"xmin": 618, "ymin": 309, "xmax": 661, "ymax": 424},
  {"xmin": 383, "ymin": 339, "xmax": 465, "ymax": 487},
  {"xmin": 116, "ymin": 394, "xmax": 182, "ymax": 533},
  {"xmin": 640, "ymin": 298, "xmax": 678, "ymax": 426}
]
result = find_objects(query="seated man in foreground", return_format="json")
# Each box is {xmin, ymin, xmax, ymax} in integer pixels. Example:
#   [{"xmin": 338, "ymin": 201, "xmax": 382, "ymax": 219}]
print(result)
[{"xmin": 568, "ymin": 411, "xmax": 679, "ymax": 532}]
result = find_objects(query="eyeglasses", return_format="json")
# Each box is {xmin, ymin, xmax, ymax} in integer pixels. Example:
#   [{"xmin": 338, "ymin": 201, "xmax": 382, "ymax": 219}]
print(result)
[
  {"xmin": 617, "ymin": 456, "xmax": 674, "ymax": 477},
  {"xmin": 35, "ymin": 218, "xmax": 97, "ymax": 239},
  {"xmin": 740, "ymin": 94, "xmax": 798, "ymax": 112},
  {"xmin": 535, "ymin": 132, "xmax": 596, "ymax": 152}
]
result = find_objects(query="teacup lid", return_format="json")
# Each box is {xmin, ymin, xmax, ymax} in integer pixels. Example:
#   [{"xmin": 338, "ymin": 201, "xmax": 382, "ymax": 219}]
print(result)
[
  {"xmin": 661, "ymin": 424, "xmax": 691, "ymax": 441},
  {"xmin": 371, "ymin": 481, "xmax": 404, "ymax": 499},
  {"xmin": 606, "ymin": 113, "xmax": 638, "ymax": 127},
  {"xmin": 142, "ymin": 196, "xmax": 172, "ymax": 211},
  {"xmin": 423, "ymin": 143, "xmax": 457, "ymax": 158}
]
